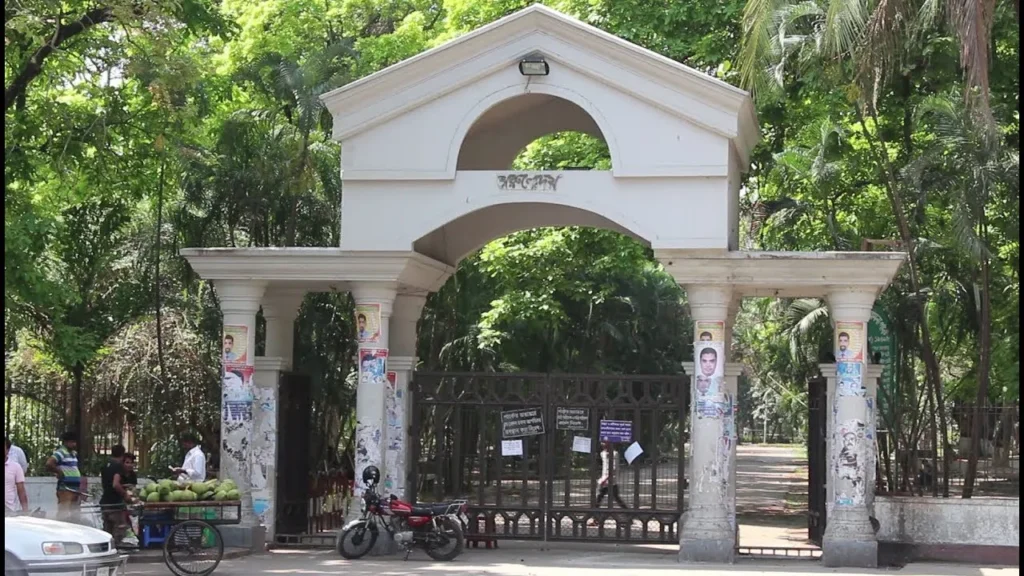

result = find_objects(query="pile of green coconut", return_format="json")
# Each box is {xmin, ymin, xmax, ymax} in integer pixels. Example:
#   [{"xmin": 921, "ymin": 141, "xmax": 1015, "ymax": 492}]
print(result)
[{"xmin": 139, "ymin": 478, "xmax": 241, "ymax": 503}]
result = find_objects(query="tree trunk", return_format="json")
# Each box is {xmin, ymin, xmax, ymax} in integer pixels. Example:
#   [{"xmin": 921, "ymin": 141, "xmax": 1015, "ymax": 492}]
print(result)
[
  {"xmin": 963, "ymin": 212, "xmax": 993, "ymax": 498},
  {"xmin": 72, "ymin": 363, "xmax": 89, "ymax": 463},
  {"xmin": 857, "ymin": 106, "xmax": 952, "ymax": 497},
  {"xmin": 155, "ymin": 150, "xmax": 168, "ymax": 385}
]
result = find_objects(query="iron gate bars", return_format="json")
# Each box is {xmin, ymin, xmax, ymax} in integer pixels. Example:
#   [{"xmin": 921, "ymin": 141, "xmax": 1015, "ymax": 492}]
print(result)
[{"xmin": 409, "ymin": 372, "xmax": 689, "ymax": 543}]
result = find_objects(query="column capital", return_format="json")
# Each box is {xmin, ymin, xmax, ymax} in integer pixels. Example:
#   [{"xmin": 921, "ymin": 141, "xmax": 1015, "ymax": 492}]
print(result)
[
  {"xmin": 388, "ymin": 356, "xmax": 418, "ymax": 372},
  {"xmin": 826, "ymin": 288, "xmax": 876, "ymax": 323},
  {"xmin": 685, "ymin": 285, "xmax": 734, "ymax": 321},
  {"xmin": 254, "ymin": 356, "xmax": 289, "ymax": 374},
  {"xmin": 215, "ymin": 280, "xmax": 266, "ymax": 315},
  {"xmin": 262, "ymin": 289, "xmax": 306, "ymax": 320},
  {"xmin": 723, "ymin": 363, "xmax": 744, "ymax": 378},
  {"xmin": 819, "ymin": 363, "xmax": 838, "ymax": 379},
  {"xmin": 351, "ymin": 282, "xmax": 398, "ymax": 316}
]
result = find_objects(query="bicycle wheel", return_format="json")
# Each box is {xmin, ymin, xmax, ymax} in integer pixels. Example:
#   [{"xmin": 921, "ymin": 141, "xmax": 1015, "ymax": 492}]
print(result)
[{"xmin": 163, "ymin": 520, "xmax": 224, "ymax": 576}]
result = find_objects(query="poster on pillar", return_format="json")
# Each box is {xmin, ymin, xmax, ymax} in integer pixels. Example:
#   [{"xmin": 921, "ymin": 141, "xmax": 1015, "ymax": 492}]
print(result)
[
  {"xmin": 222, "ymin": 365, "xmax": 254, "ymax": 422},
  {"xmin": 355, "ymin": 303, "xmax": 382, "ymax": 344},
  {"xmin": 693, "ymin": 341, "xmax": 725, "ymax": 398},
  {"xmin": 836, "ymin": 361, "xmax": 866, "ymax": 397},
  {"xmin": 222, "ymin": 325, "xmax": 249, "ymax": 365},
  {"xmin": 835, "ymin": 321, "xmax": 865, "ymax": 362},
  {"xmin": 358, "ymin": 348, "xmax": 388, "ymax": 385},
  {"xmin": 695, "ymin": 321, "xmax": 725, "ymax": 343}
]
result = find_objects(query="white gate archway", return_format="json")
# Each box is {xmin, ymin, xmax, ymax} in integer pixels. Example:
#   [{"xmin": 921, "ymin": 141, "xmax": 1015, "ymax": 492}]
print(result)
[{"xmin": 182, "ymin": 4, "xmax": 905, "ymax": 568}]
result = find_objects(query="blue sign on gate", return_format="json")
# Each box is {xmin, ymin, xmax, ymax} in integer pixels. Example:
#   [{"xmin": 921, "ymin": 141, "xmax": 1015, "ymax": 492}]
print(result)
[{"xmin": 599, "ymin": 420, "xmax": 633, "ymax": 443}]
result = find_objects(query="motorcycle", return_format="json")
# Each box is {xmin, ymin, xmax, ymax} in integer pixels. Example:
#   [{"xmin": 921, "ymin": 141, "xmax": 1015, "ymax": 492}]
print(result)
[{"xmin": 336, "ymin": 465, "xmax": 469, "ymax": 561}]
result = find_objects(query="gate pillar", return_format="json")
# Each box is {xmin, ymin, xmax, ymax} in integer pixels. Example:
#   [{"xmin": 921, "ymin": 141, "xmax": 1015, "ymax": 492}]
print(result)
[
  {"xmin": 384, "ymin": 294, "xmax": 425, "ymax": 500},
  {"xmin": 350, "ymin": 283, "xmax": 397, "ymax": 509},
  {"xmin": 679, "ymin": 285, "xmax": 736, "ymax": 564},
  {"xmin": 822, "ymin": 288, "xmax": 879, "ymax": 568},
  {"xmin": 251, "ymin": 289, "xmax": 303, "ymax": 544},
  {"xmin": 214, "ymin": 280, "xmax": 266, "ymax": 527}
]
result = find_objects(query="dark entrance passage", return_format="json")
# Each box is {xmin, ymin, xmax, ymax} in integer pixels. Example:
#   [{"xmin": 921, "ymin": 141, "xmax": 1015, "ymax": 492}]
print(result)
[
  {"xmin": 807, "ymin": 375, "xmax": 828, "ymax": 546},
  {"xmin": 410, "ymin": 372, "xmax": 689, "ymax": 543}
]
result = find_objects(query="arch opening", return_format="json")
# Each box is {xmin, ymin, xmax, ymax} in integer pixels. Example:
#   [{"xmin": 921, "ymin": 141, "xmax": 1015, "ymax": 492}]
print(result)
[{"xmin": 456, "ymin": 93, "xmax": 613, "ymax": 171}]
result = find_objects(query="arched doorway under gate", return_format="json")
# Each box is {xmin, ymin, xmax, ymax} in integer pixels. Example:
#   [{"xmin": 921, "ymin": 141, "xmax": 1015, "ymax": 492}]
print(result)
[{"xmin": 181, "ymin": 5, "xmax": 905, "ymax": 568}]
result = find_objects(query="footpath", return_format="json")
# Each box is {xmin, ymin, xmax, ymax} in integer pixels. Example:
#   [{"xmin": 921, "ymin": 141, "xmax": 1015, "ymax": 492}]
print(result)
[{"xmin": 124, "ymin": 545, "xmax": 1018, "ymax": 576}]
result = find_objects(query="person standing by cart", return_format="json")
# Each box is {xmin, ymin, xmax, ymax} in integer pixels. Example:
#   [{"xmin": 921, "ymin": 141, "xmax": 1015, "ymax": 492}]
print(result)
[
  {"xmin": 100, "ymin": 445, "xmax": 130, "ymax": 544},
  {"xmin": 170, "ymin": 433, "xmax": 206, "ymax": 482},
  {"xmin": 45, "ymin": 432, "xmax": 82, "ymax": 521}
]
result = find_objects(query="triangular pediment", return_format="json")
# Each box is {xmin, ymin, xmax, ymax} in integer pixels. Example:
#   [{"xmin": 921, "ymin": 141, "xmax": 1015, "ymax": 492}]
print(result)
[{"xmin": 320, "ymin": 4, "xmax": 759, "ymax": 165}]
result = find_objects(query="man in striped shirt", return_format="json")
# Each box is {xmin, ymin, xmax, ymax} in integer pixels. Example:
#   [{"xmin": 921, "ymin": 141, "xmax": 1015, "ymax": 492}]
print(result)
[{"xmin": 45, "ymin": 431, "xmax": 82, "ymax": 521}]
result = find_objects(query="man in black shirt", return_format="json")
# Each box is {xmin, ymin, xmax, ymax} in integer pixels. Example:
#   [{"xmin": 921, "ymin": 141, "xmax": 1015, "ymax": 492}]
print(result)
[{"xmin": 100, "ymin": 445, "xmax": 129, "ymax": 543}]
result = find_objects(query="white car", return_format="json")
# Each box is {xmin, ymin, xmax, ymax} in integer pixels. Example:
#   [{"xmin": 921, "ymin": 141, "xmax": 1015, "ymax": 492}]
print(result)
[{"xmin": 4, "ymin": 516, "xmax": 127, "ymax": 576}]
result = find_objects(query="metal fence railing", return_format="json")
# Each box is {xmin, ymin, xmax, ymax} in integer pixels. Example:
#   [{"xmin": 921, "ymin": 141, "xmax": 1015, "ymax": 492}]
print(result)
[{"xmin": 876, "ymin": 403, "xmax": 1019, "ymax": 497}]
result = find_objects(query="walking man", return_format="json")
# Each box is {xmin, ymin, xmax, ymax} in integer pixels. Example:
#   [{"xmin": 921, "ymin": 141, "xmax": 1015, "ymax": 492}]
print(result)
[
  {"xmin": 45, "ymin": 431, "xmax": 82, "ymax": 521},
  {"xmin": 5, "ymin": 439, "xmax": 29, "ymax": 515},
  {"xmin": 596, "ymin": 440, "xmax": 628, "ymax": 509},
  {"xmin": 5, "ymin": 438, "xmax": 28, "ymax": 474}
]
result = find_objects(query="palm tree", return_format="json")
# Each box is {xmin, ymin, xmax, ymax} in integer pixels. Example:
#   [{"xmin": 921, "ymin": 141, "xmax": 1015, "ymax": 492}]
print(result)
[
  {"xmin": 736, "ymin": 0, "xmax": 987, "ymax": 496},
  {"xmin": 903, "ymin": 93, "xmax": 1018, "ymax": 497}
]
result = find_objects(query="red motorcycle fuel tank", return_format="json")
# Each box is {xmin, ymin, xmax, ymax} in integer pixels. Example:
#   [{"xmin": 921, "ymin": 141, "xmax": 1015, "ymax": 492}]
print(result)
[{"xmin": 390, "ymin": 500, "xmax": 413, "ymax": 514}]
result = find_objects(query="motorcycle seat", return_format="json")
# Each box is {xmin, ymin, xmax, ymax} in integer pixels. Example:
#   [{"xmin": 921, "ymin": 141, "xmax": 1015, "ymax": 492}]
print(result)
[{"xmin": 410, "ymin": 502, "xmax": 456, "ymax": 516}]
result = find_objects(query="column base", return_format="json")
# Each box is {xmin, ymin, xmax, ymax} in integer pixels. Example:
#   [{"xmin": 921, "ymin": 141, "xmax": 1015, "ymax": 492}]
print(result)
[
  {"xmin": 823, "ymin": 537, "xmax": 878, "ymax": 568},
  {"xmin": 678, "ymin": 510, "xmax": 735, "ymax": 564},
  {"xmin": 679, "ymin": 538, "xmax": 735, "ymax": 564},
  {"xmin": 220, "ymin": 525, "xmax": 267, "ymax": 552},
  {"xmin": 370, "ymin": 531, "xmax": 397, "ymax": 556},
  {"xmin": 822, "ymin": 509, "xmax": 879, "ymax": 568}
]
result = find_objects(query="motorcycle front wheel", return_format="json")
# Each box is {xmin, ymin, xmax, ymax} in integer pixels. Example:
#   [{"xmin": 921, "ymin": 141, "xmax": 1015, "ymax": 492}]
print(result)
[
  {"xmin": 336, "ymin": 522, "xmax": 378, "ymax": 559},
  {"xmin": 425, "ymin": 516, "xmax": 464, "ymax": 561}
]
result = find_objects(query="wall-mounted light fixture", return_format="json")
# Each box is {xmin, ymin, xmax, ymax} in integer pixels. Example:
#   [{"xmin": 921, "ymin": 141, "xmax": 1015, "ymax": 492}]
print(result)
[{"xmin": 518, "ymin": 56, "xmax": 549, "ymax": 76}]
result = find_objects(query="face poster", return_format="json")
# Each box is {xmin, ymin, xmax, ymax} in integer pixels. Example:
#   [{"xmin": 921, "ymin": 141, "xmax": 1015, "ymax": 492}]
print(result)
[
  {"xmin": 223, "ymin": 325, "xmax": 249, "ymax": 366},
  {"xmin": 222, "ymin": 365, "xmax": 254, "ymax": 422},
  {"xmin": 355, "ymin": 303, "xmax": 382, "ymax": 344},
  {"xmin": 834, "ymin": 321, "xmax": 865, "ymax": 362},
  {"xmin": 694, "ymin": 341, "xmax": 725, "ymax": 399},
  {"xmin": 695, "ymin": 321, "xmax": 725, "ymax": 343},
  {"xmin": 358, "ymin": 348, "xmax": 389, "ymax": 385}
]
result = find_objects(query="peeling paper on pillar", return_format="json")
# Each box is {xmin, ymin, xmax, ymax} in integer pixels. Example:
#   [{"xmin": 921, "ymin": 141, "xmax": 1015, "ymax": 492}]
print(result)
[
  {"xmin": 251, "ymin": 386, "xmax": 277, "ymax": 527},
  {"xmin": 355, "ymin": 421, "xmax": 383, "ymax": 496},
  {"xmin": 834, "ymin": 418, "xmax": 867, "ymax": 506},
  {"xmin": 383, "ymin": 371, "xmax": 406, "ymax": 494},
  {"xmin": 221, "ymin": 363, "xmax": 254, "ymax": 499}
]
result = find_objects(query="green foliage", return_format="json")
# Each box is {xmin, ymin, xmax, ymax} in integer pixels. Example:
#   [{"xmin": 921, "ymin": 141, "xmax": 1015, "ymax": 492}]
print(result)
[{"xmin": 3, "ymin": 0, "xmax": 1018, "ymax": 479}]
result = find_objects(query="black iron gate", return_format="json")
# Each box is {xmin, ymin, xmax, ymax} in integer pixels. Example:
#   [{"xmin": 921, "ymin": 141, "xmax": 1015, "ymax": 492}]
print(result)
[
  {"xmin": 807, "ymin": 375, "xmax": 827, "ymax": 546},
  {"xmin": 276, "ymin": 373, "xmax": 313, "ymax": 538},
  {"xmin": 410, "ymin": 372, "xmax": 689, "ymax": 543}
]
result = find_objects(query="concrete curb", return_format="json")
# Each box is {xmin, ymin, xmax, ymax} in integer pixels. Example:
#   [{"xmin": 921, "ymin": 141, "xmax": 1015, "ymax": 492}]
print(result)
[{"xmin": 126, "ymin": 547, "xmax": 253, "ymax": 564}]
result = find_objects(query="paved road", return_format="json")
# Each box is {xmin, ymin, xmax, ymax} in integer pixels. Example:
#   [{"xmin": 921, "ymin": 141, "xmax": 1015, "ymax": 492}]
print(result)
[
  {"xmin": 736, "ymin": 444, "xmax": 807, "ymax": 516},
  {"xmin": 126, "ymin": 547, "xmax": 1017, "ymax": 576}
]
